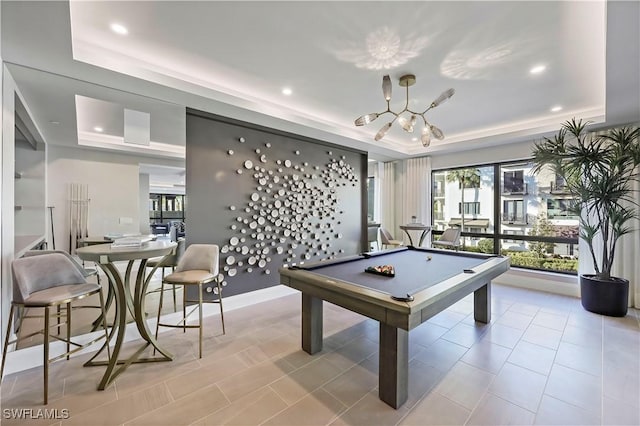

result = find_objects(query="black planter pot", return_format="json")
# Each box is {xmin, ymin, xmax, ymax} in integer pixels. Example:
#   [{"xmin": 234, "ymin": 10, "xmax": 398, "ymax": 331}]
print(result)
[{"xmin": 580, "ymin": 274, "xmax": 629, "ymax": 317}]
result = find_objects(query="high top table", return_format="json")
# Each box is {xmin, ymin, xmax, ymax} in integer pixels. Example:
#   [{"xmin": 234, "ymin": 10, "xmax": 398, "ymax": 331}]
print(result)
[
  {"xmin": 76, "ymin": 240, "xmax": 177, "ymax": 390},
  {"xmin": 399, "ymin": 223, "xmax": 431, "ymax": 247}
]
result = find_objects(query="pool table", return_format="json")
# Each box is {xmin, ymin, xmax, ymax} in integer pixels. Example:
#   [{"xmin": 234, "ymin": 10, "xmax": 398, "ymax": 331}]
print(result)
[{"xmin": 279, "ymin": 246, "xmax": 510, "ymax": 409}]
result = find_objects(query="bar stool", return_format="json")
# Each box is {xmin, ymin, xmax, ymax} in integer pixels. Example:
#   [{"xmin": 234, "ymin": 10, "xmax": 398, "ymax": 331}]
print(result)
[
  {"xmin": 1, "ymin": 253, "xmax": 110, "ymax": 404},
  {"xmin": 155, "ymin": 244, "xmax": 224, "ymax": 358},
  {"xmin": 145, "ymin": 238, "xmax": 186, "ymax": 311}
]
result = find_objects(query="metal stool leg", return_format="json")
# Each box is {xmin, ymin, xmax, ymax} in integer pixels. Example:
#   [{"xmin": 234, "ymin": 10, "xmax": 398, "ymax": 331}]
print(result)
[
  {"xmin": 66, "ymin": 302, "xmax": 71, "ymax": 360},
  {"xmin": 217, "ymin": 280, "xmax": 226, "ymax": 335},
  {"xmin": 44, "ymin": 307, "xmax": 50, "ymax": 405},
  {"xmin": 0, "ymin": 305, "xmax": 16, "ymax": 381},
  {"xmin": 198, "ymin": 283, "xmax": 203, "ymax": 359}
]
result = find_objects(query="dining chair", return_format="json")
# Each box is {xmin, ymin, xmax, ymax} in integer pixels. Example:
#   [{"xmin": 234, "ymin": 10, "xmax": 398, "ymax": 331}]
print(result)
[
  {"xmin": 1, "ymin": 253, "xmax": 110, "ymax": 404},
  {"xmin": 432, "ymin": 227, "xmax": 462, "ymax": 251},
  {"xmin": 145, "ymin": 238, "xmax": 186, "ymax": 311},
  {"xmin": 155, "ymin": 244, "xmax": 223, "ymax": 358},
  {"xmin": 380, "ymin": 227, "xmax": 403, "ymax": 249}
]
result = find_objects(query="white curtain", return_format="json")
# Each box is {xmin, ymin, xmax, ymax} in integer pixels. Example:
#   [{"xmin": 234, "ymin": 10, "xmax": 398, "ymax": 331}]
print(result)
[
  {"xmin": 402, "ymin": 157, "xmax": 432, "ymax": 245},
  {"xmin": 380, "ymin": 161, "xmax": 396, "ymax": 237},
  {"xmin": 611, "ymin": 178, "xmax": 640, "ymax": 308}
]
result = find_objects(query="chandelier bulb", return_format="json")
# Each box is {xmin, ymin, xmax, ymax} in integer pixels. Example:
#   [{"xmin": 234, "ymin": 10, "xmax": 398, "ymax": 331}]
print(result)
[
  {"xmin": 382, "ymin": 75, "xmax": 392, "ymax": 102},
  {"xmin": 430, "ymin": 88, "xmax": 455, "ymax": 108},
  {"xmin": 399, "ymin": 115, "xmax": 416, "ymax": 133},
  {"xmin": 421, "ymin": 126, "xmax": 431, "ymax": 147},
  {"xmin": 374, "ymin": 122, "xmax": 392, "ymax": 141},
  {"xmin": 430, "ymin": 124, "xmax": 445, "ymax": 140},
  {"xmin": 355, "ymin": 113, "xmax": 380, "ymax": 126}
]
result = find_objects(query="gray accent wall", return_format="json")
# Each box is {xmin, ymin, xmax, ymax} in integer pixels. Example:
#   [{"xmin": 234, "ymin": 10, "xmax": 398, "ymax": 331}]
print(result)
[{"xmin": 186, "ymin": 109, "xmax": 368, "ymax": 297}]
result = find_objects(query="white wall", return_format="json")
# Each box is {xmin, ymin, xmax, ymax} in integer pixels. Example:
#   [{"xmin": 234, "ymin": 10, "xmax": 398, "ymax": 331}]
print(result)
[
  {"xmin": 431, "ymin": 140, "xmax": 534, "ymax": 170},
  {"xmin": 138, "ymin": 173, "xmax": 150, "ymax": 234},
  {"xmin": 1, "ymin": 65, "xmax": 17, "ymax": 351},
  {"xmin": 0, "ymin": 15, "xmax": 5, "ymax": 353},
  {"xmin": 47, "ymin": 145, "xmax": 142, "ymax": 251}
]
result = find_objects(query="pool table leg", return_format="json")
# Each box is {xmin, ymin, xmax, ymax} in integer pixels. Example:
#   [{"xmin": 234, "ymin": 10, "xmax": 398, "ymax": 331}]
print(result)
[
  {"xmin": 302, "ymin": 293, "xmax": 323, "ymax": 354},
  {"xmin": 379, "ymin": 323, "xmax": 408, "ymax": 409},
  {"xmin": 474, "ymin": 282, "xmax": 491, "ymax": 323}
]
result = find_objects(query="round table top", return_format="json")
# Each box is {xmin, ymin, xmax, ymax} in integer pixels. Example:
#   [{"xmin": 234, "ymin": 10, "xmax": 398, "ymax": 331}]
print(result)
[
  {"xmin": 399, "ymin": 224, "xmax": 431, "ymax": 231},
  {"xmin": 76, "ymin": 240, "xmax": 177, "ymax": 263},
  {"xmin": 78, "ymin": 236, "xmax": 114, "ymax": 246}
]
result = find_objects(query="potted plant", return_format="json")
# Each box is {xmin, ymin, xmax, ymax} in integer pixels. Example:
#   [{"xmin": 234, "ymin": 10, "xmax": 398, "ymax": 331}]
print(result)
[{"xmin": 532, "ymin": 118, "xmax": 640, "ymax": 316}]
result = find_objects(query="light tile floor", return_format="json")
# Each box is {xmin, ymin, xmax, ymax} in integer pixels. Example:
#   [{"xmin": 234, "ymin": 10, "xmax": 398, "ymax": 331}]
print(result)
[{"xmin": 1, "ymin": 284, "xmax": 639, "ymax": 426}]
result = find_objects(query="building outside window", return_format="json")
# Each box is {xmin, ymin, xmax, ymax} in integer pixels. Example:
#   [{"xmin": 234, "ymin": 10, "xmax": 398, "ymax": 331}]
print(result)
[
  {"xmin": 503, "ymin": 199, "xmax": 525, "ymax": 223},
  {"xmin": 459, "ymin": 202, "xmax": 481, "ymax": 215},
  {"xmin": 432, "ymin": 161, "xmax": 579, "ymax": 274}
]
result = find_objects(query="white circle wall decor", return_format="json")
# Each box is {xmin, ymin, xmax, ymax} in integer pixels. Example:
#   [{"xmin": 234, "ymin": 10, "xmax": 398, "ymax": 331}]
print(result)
[{"xmin": 223, "ymin": 142, "xmax": 359, "ymax": 284}]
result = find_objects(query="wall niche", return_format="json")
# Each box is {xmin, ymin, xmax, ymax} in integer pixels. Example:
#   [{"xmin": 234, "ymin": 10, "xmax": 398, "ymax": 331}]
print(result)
[{"xmin": 186, "ymin": 109, "xmax": 367, "ymax": 297}]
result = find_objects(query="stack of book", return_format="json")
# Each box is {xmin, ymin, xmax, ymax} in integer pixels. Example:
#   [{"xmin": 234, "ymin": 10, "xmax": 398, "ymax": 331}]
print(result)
[{"xmin": 111, "ymin": 235, "xmax": 153, "ymax": 248}]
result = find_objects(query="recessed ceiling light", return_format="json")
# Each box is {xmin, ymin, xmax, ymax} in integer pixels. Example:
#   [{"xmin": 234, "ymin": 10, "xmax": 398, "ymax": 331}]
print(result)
[
  {"xmin": 93, "ymin": 126, "xmax": 104, "ymax": 132},
  {"xmin": 110, "ymin": 23, "xmax": 128, "ymax": 35},
  {"xmin": 412, "ymin": 137, "xmax": 418, "ymax": 142},
  {"xmin": 550, "ymin": 105, "xmax": 563, "ymax": 112},
  {"xmin": 282, "ymin": 87, "xmax": 292, "ymax": 96},
  {"xmin": 530, "ymin": 64, "xmax": 546, "ymax": 74},
  {"xmin": 49, "ymin": 120, "xmax": 60, "ymax": 125}
]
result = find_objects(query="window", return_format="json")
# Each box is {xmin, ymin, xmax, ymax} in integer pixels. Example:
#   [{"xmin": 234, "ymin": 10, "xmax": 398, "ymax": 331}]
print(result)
[
  {"xmin": 367, "ymin": 177, "xmax": 375, "ymax": 222},
  {"xmin": 503, "ymin": 200, "xmax": 525, "ymax": 222},
  {"xmin": 432, "ymin": 161, "xmax": 579, "ymax": 274},
  {"xmin": 433, "ymin": 200, "xmax": 445, "ymax": 221},
  {"xmin": 547, "ymin": 198, "xmax": 577, "ymax": 219},
  {"xmin": 459, "ymin": 202, "xmax": 480, "ymax": 215},
  {"xmin": 551, "ymin": 174, "xmax": 569, "ymax": 193},
  {"xmin": 433, "ymin": 178, "xmax": 446, "ymax": 197},
  {"xmin": 150, "ymin": 193, "xmax": 185, "ymax": 223},
  {"xmin": 503, "ymin": 170, "xmax": 525, "ymax": 193}
]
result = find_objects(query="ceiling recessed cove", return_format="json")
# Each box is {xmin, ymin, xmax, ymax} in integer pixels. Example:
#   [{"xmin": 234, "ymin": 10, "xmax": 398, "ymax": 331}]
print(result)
[{"xmin": 124, "ymin": 108, "xmax": 150, "ymax": 146}]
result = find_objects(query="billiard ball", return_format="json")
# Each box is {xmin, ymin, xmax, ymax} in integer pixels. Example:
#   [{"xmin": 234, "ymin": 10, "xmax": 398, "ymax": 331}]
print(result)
[{"xmin": 426, "ymin": 256, "xmax": 432, "ymax": 261}]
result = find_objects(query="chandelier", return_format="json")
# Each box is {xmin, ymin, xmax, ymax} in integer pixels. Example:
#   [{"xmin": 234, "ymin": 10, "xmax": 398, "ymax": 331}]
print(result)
[{"xmin": 354, "ymin": 74, "xmax": 455, "ymax": 147}]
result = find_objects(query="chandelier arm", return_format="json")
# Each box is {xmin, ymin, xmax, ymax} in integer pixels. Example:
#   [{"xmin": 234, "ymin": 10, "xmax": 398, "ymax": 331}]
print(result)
[
  {"xmin": 403, "ymin": 84, "xmax": 410, "ymax": 111},
  {"xmin": 421, "ymin": 105, "xmax": 434, "ymax": 115}
]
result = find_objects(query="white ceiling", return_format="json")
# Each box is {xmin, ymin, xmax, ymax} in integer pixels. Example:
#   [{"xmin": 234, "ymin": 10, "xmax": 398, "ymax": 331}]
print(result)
[{"xmin": 1, "ymin": 1, "xmax": 638, "ymax": 176}]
